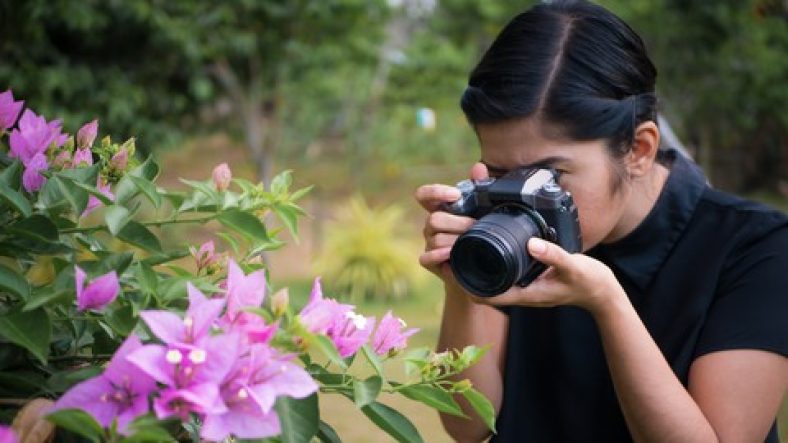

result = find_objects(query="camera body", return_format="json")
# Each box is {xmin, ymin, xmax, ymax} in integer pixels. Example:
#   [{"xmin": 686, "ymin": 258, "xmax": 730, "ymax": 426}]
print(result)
[{"xmin": 443, "ymin": 168, "xmax": 582, "ymax": 297}]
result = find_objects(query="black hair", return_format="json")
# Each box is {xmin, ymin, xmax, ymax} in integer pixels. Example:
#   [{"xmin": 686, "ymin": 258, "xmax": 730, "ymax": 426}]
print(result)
[{"xmin": 460, "ymin": 0, "xmax": 658, "ymax": 158}]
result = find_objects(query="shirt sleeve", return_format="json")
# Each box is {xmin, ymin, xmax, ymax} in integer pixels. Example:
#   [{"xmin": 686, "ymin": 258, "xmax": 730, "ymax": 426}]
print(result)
[{"xmin": 693, "ymin": 223, "xmax": 788, "ymax": 358}]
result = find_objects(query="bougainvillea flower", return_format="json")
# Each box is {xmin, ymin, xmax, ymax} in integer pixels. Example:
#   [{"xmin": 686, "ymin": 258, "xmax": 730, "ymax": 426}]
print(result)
[
  {"xmin": 127, "ymin": 334, "xmax": 240, "ymax": 421},
  {"xmin": 0, "ymin": 90, "xmax": 24, "ymax": 132},
  {"xmin": 21, "ymin": 153, "xmax": 48, "ymax": 193},
  {"xmin": 140, "ymin": 283, "xmax": 224, "ymax": 345},
  {"xmin": 298, "ymin": 278, "xmax": 354, "ymax": 335},
  {"xmin": 75, "ymin": 266, "xmax": 120, "ymax": 312},
  {"xmin": 371, "ymin": 311, "xmax": 419, "ymax": 356},
  {"xmin": 82, "ymin": 177, "xmax": 116, "ymax": 218},
  {"xmin": 76, "ymin": 119, "xmax": 98, "ymax": 149},
  {"xmin": 9, "ymin": 110, "xmax": 67, "ymax": 163},
  {"xmin": 51, "ymin": 336, "xmax": 156, "ymax": 433},
  {"xmin": 224, "ymin": 259, "xmax": 266, "ymax": 321},
  {"xmin": 212, "ymin": 163, "xmax": 232, "ymax": 192},
  {"xmin": 72, "ymin": 147, "xmax": 93, "ymax": 167},
  {"xmin": 326, "ymin": 311, "xmax": 376, "ymax": 358},
  {"xmin": 0, "ymin": 425, "xmax": 17, "ymax": 443},
  {"xmin": 201, "ymin": 344, "xmax": 317, "ymax": 440}
]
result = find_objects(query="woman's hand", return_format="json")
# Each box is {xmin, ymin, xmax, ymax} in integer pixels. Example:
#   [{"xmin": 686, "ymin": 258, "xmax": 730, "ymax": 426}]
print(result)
[
  {"xmin": 414, "ymin": 163, "xmax": 488, "ymax": 283},
  {"xmin": 475, "ymin": 237, "xmax": 626, "ymax": 315}
]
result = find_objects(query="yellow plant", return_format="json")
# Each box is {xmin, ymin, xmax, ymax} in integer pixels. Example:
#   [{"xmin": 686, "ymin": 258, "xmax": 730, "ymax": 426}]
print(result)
[{"xmin": 314, "ymin": 195, "xmax": 424, "ymax": 302}]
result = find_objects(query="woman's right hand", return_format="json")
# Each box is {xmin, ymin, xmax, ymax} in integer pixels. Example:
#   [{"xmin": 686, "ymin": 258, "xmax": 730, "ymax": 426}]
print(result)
[{"xmin": 414, "ymin": 162, "xmax": 489, "ymax": 282}]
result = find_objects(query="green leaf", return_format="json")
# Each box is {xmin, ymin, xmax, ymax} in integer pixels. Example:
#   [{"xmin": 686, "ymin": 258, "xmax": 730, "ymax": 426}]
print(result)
[
  {"xmin": 62, "ymin": 177, "xmax": 114, "ymax": 206},
  {"xmin": 316, "ymin": 420, "xmax": 342, "ymax": 443},
  {"xmin": 457, "ymin": 345, "xmax": 488, "ymax": 370},
  {"xmin": 398, "ymin": 384, "xmax": 466, "ymax": 417},
  {"xmin": 104, "ymin": 304, "xmax": 136, "ymax": 336},
  {"xmin": 353, "ymin": 376, "xmax": 382, "ymax": 408},
  {"xmin": 289, "ymin": 185, "xmax": 313, "ymax": 202},
  {"xmin": 217, "ymin": 209, "xmax": 270, "ymax": 242},
  {"xmin": 0, "ymin": 263, "xmax": 30, "ymax": 299},
  {"xmin": 122, "ymin": 415, "xmax": 177, "ymax": 442},
  {"xmin": 313, "ymin": 335, "xmax": 347, "ymax": 369},
  {"xmin": 135, "ymin": 263, "xmax": 158, "ymax": 295},
  {"xmin": 51, "ymin": 176, "xmax": 90, "ymax": 214},
  {"xmin": 105, "ymin": 205, "xmax": 132, "ymax": 236},
  {"xmin": 0, "ymin": 160, "xmax": 23, "ymax": 187},
  {"xmin": 0, "ymin": 308, "xmax": 51, "ymax": 364},
  {"xmin": 270, "ymin": 169, "xmax": 293, "ymax": 195},
  {"xmin": 275, "ymin": 394, "xmax": 319, "ymax": 443},
  {"xmin": 23, "ymin": 288, "xmax": 70, "ymax": 311},
  {"xmin": 7, "ymin": 214, "xmax": 59, "ymax": 244},
  {"xmin": 116, "ymin": 157, "xmax": 160, "ymax": 204},
  {"xmin": 273, "ymin": 204, "xmax": 300, "ymax": 238},
  {"xmin": 360, "ymin": 401, "xmax": 424, "ymax": 443},
  {"xmin": 47, "ymin": 366, "xmax": 103, "ymax": 393},
  {"xmin": 462, "ymin": 387, "xmax": 497, "ymax": 433},
  {"xmin": 47, "ymin": 409, "xmax": 105, "ymax": 442},
  {"xmin": 128, "ymin": 175, "xmax": 162, "ymax": 208},
  {"xmin": 0, "ymin": 180, "xmax": 31, "ymax": 216},
  {"xmin": 117, "ymin": 221, "xmax": 162, "ymax": 252},
  {"xmin": 361, "ymin": 344, "xmax": 385, "ymax": 378}
]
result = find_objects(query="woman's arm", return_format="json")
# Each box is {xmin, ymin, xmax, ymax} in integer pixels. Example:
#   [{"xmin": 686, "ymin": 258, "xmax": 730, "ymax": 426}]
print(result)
[
  {"xmin": 436, "ymin": 280, "xmax": 508, "ymax": 442},
  {"xmin": 481, "ymin": 238, "xmax": 787, "ymax": 442}
]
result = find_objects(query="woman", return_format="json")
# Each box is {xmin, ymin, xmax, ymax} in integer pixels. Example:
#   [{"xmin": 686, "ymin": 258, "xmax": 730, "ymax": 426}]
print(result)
[{"xmin": 415, "ymin": 1, "xmax": 788, "ymax": 442}]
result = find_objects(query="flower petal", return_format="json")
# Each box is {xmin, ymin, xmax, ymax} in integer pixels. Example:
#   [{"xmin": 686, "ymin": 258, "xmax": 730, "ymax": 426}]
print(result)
[{"xmin": 139, "ymin": 310, "xmax": 185, "ymax": 344}]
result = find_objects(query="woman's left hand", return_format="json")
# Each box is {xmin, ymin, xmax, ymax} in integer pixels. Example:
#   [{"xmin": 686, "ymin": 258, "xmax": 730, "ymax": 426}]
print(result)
[{"xmin": 471, "ymin": 237, "xmax": 625, "ymax": 315}]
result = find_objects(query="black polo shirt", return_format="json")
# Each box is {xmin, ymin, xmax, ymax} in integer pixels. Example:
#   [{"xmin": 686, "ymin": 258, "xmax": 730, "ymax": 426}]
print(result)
[{"xmin": 492, "ymin": 150, "xmax": 788, "ymax": 442}]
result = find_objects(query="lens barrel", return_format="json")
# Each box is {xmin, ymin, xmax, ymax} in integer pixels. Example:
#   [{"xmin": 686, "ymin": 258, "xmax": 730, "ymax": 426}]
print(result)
[{"xmin": 449, "ymin": 210, "xmax": 544, "ymax": 297}]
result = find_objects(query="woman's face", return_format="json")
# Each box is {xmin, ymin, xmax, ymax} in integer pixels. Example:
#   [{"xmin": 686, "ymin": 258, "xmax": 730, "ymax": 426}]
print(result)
[{"xmin": 475, "ymin": 118, "xmax": 631, "ymax": 251}]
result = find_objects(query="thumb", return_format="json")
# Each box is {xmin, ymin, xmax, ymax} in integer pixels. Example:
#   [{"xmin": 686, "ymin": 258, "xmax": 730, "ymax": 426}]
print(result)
[
  {"xmin": 470, "ymin": 162, "xmax": 489, "ymax": 181},
  {"xmin": 527, "ymin": 237, "xmax": 572, "ymax": 270}
]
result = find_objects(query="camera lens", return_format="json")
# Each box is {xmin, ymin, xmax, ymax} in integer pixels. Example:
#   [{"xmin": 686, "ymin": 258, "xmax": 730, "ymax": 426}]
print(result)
[{"xmin": 449, "ymin": 211, "xmax": 544, "ymax": 297}]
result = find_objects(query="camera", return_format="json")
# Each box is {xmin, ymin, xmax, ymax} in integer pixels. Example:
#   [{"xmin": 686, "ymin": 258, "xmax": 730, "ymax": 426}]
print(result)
[{"xmin": 442, "ymin": 168, "xmax": 582, "ymax": 297}]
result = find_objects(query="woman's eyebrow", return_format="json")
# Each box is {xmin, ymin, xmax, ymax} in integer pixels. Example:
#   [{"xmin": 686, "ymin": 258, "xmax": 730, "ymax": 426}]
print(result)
[{"xmin": 481, "ymin": 156, "xmax": 570, "ymax": 175}]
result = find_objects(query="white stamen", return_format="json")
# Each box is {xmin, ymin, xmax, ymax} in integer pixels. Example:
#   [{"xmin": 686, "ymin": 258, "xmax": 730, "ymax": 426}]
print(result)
[
  {"xmin": 183, "ymin": 316, "xmax": 194, "ymax": 328},
  {"xmin": 345, "ymin": 311, "xmax": 367, "ymax": 329},
  {"xmin": 165, "ymin": 349, "xmax": 183, "ymax": 364},
  {"xmin": 238, "ymin": 388, "xmax": 248, "ymax": 399},
  {"xmin": 188, "ymin": 349, "xmax": 207, "ymax": 364},
  {"xmin": 398, "ymin": 318, "xmax": 407, "ymax": 328}
]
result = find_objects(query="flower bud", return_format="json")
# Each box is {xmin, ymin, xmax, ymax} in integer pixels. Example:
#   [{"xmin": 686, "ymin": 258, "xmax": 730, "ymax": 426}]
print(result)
[
  {"xmin": 212, "ymin": 163, "xmax": 232, "ymax": 192},
  {"xmin": 271, "ymin": 288, "xmax": 290, "ymax": 317},
  {"xmin": 110, "ymin": 149, "xmax": 129, "ymax": 171},
  {"xmin": 52, "ymin": 150, "xmax": 72, "ymax": 169},
  {"xmin": 76, "ymin": 119, "xmax": 98, "ymax": 149}
]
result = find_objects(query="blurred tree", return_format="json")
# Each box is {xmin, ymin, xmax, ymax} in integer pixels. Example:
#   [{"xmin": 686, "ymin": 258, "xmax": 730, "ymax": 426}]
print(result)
[{"xmin": 0, "ymin": 0, "xmax": 388, "ymax": 185}]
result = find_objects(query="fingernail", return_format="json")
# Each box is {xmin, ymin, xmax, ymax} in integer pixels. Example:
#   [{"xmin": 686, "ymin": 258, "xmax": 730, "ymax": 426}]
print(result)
[{"xmin": 529, "ymin": 238, "xmax": 547, "ymax": 254}]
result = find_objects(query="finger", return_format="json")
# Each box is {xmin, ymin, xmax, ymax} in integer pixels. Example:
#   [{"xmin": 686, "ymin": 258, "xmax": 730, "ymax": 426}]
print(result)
[
  {"xmin": 424, "ymin": 211, "xmax": 476, "ymax": 237},
  {"xmin": 426, "ymin": 232, "xmax": 458, "ymax": 250},
  {"xmin": 527, "ymin": 238, "xmax": 573, "ymax": 272},
  {"xmin": 414, "ymin": 184, "xmax": 462, "ymax": 212},
  {"xmin": 419, "ymin": 247, "xmax": 452, "ymax": 269},
  {"xmin": 470, "ymin": 162, "xmax": 489, "ymax": 180}
]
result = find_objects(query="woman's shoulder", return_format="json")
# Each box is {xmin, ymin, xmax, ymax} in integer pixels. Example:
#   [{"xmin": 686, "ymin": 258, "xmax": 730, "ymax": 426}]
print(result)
[{"xmin": 696, "ymin": 187, "xmax": 788, "ymax": 244}]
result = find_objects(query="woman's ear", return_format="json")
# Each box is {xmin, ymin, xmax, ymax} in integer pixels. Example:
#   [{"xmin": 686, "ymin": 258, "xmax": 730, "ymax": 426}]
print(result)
[{"xmin": 626, "ymin": 121, "xmax": 661, "ymax": 178}]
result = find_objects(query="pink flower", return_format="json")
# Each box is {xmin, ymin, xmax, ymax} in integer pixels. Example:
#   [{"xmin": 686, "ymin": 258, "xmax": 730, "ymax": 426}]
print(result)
[
  {"xmin": 221, "ymin": 260, "xmax": 277, "ymax": 344},
  {"xmin": 51, "ymin": 336, "xmax": 157, "ymax": 434},
  {"xmin": 75, "ymin": 266, "xmax": 120, "ymax": 312},
  {"xmin": 9, "ymin": 109, "xmax": 67, "ymax": 163},
  {"xmin": 212, "ymin": 163, "xmax": 232, "ymax": 191},
  {"xmin": 189, "ymin": 240, "xmax": 217, "ymax": 272},
  {"xmin": 21, "ymin": 153, "xmax": 48, "ymax": 193},
  {"xmin": 52, "ymin": 150, "xmax": 72, "ymax": 169},
  {"xmin": 0, "ymin": 425, "xmax": 18, "ymax": 443},
  {"xmin": 201, "ymin": 344, "xmax": 317, "ymax": 441},
  {"xmin": 371, "ymin": 311, "xmax": 419, "ymax": 356},
  {"xmin": 0, "ymin": 90, "xmax": 24, "ymax": 132},
  {"xmin": 127, "ymin": 334, "xmax": 239, "ymax": 422},
  {"xmin": 139, "ymin": 283, "xmax": 225, "ymax": 346},
  {"xmin": 81, "ymin": 178, "xmax": 116, "ymax": 218},
  {"xmin": 72, "ymin": 147, "xmax": 93, "ymax": 167},
  {"xmin": 76, "ymin": 119, "xmax": 98, "ymax": 149},
  {"xmin": 326, "ymin": 311, "xmax": 376, "ymax": 358},
  {"xmin": 298, "ymin": 278, "xmax": 354, "ymax": 335}
]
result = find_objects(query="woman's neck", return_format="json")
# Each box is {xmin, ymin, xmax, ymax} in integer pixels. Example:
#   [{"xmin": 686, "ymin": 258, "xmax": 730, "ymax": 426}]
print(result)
[{"xmin": 605, "ymin": 162, "xmax": 670, "ymax": 243}]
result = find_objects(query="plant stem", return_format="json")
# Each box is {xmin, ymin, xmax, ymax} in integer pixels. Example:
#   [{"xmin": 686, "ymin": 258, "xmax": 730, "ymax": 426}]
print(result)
[
  {"xmin": 60, "ymin": 215, "xmax": 216, "ymax": 234},
  {"xmin": 48, "ymin": 354, "xmax": 113, "ymax": 363}
]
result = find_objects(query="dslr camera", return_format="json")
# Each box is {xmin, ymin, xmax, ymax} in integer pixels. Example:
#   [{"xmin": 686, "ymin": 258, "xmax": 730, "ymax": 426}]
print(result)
[{"xmin": 443, "ymin": 168, "xmax": 582, "ymax": 297}]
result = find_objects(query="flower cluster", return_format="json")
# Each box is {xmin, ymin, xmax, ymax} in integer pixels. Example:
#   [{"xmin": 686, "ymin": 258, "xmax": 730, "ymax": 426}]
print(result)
[{"xmin": 53, "ymin": 258, "xmax": 418, "ymax": 441}]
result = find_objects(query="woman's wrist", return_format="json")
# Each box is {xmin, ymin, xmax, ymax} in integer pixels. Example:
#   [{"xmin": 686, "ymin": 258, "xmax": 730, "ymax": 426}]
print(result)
[{"xmin": 586, "ymin": 281, "xmax": 631, "ymax": 321}]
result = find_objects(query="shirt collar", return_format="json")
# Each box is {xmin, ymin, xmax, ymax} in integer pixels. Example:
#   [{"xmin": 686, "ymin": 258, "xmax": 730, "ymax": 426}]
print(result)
[{"xmin": 589, "ymin": 149, "xmax": 708, "ymax": 292}]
